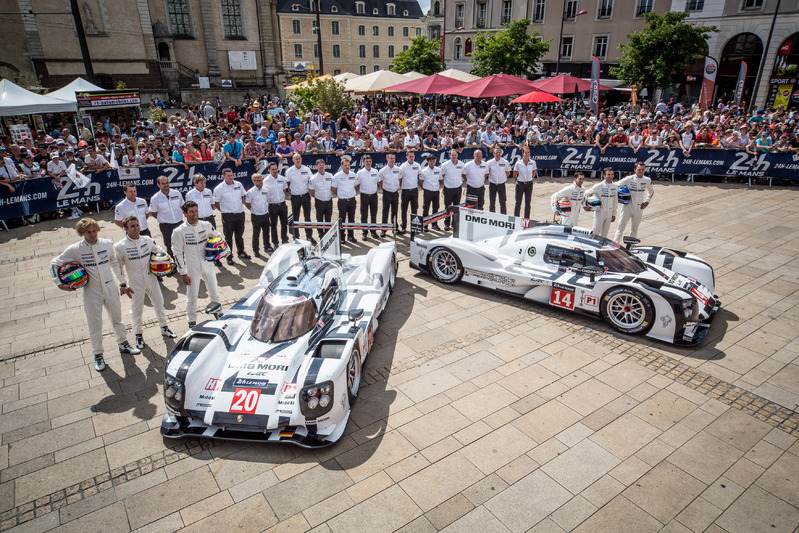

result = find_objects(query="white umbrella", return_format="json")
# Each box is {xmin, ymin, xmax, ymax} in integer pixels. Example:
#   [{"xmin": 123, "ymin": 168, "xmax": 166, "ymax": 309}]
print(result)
[
  {"xmin": 402, "ymin": 71, "xmax": 426, "ymax": 80},
  {"xmin": 344, "ymin": 70, "xmax": 411, "ymax": 93},
  {"xmin": 333, "ymin": 72, "xmax": 358, "ymax": 83},
  {"xmin": 438, "ymin": 69, "xmax": 481, "ymax": 83}
]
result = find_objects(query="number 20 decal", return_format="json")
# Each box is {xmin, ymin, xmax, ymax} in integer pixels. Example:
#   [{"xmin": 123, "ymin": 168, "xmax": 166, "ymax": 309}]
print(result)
[
  {"xmin": 550, "ymin": 288, "xmax": 575, "ymax": 310},
  {"xmin": 230, "ymin": 388, "xmax": 260, "ymax": 413}
]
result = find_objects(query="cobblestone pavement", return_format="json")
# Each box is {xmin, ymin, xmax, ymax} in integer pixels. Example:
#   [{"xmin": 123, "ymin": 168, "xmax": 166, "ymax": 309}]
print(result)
[{"xmin": 1, "ymin": 177, "xmax": 798, "ymax": 532}]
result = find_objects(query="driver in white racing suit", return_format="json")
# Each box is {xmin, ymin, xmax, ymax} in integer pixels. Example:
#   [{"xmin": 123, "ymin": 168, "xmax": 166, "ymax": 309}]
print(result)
[
  {"xmin": 172, "ymin": 201, "xmax": 222, "ymax": 328},
  {"xmin": 551, "ymin": 172, "xmax": 588, "ymax": 227},
  {"xmin": 50, "ymin": 218, "xmax": 140, "ymax": 371},
  {"xmin": 586, "ymin": 167, "xmax": 619, "ymax": 238},
  {"xmin": 113, "ymin": 216, "xmax": 177, "ymax": 350},
  {"xmin": 613, "ymin": 161, "xmax": 654, "ymax": 242}
]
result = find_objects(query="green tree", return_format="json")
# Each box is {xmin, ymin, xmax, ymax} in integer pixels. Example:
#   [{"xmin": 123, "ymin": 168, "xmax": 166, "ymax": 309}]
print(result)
[
  {"xmin": 390, "ymin": 36, "xmax": 441, "ymax": 76},
  {"xmin": 288, "ymin": 76, "xmax": 350, "ymax": 117},
  {"xmin": 470, "ymin": 19, "xmax": 549, "ymax": 78},
  {"xmin": 610, "ymin": 12, "xmax": 717, "ymax": 90}
]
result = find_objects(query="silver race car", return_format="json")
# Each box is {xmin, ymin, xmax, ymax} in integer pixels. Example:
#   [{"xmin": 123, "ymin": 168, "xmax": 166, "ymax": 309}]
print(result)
[
  {"xmin": 161, "ymin": 223, "xmax": 397, "ymax": 447},
  {"xmin": 410, "ymin": 208, "xmax": 719, "ymax": 345}
]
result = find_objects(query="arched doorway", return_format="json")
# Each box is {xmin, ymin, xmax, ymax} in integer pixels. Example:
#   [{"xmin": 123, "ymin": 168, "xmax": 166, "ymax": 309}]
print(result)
[
  {"xmin": 717, "ymin": 33, "xmax": 762, "ymax": 107},
  {"xmin": 158, "ymin": 42, "xmax": 171, "ymax": 62},
  {"xmin": 766, "ymin": 32, "xmax": 799, "ymax": 109}
]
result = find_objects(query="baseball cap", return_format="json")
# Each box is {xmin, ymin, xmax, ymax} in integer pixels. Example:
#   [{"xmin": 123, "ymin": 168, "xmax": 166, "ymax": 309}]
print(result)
[
  {"xmin": 50, "ymin": 152, "xmax": 60, "ymax": 159},
  {"xmin": 376, "ymin": 131, "xmax": 383, "ymax": 136}
]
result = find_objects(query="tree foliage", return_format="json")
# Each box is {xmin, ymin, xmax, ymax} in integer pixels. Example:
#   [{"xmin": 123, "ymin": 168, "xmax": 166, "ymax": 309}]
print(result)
[
  {"xmin": 288, "ymin": 76, "xmax": 350, "ymax": 116},
  {"xmin": 470, "ymin": 19, "xmax": 549, "ymax": 78},
  {"xmin": 610, "ymin": 12, "xmax": 717, "ymax": 90},
  {"xmin": 390, "ymin": 36, "xmax": 441, "ymax": 76}
]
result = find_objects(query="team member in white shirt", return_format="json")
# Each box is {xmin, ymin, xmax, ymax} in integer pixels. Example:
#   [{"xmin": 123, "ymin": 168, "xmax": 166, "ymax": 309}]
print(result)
[
  {"xmin": 213, "ymin": 168, "xmax": 249, "ymax": 265},
  {"xmin": 333, "ymin": 156, "xmax": 358, "ymax": 242},
  {"xmin": 551, "ymin": 172, "xmax": 588, "ymax": 226},
  {"xmin": 464, "ymin": 150, "xmax": 488, "ymax": 211},
  {"xmin": 513, "ymin": 147, "xmax": 537, "ymax": 219},
  {"xmin": 285, "ymin": 153, "xmax": 314, "ymax": 242},
  {"xmin": 185, "ymin": 174, "xmax": 216, "ymax": 228},
  {"xmin": 265, "ymin": 164, "xmax": 290, "ymax": 246},
  {"xmin": 309, "ymin": 159, "xmax": 334, "ymax": 239},
  {"xmin": 587, "ymin": 167, "xmax": 619, "ymax": 238},
  {"xmin": 114, "ymin": 184, "xmax": 150, "ymax": 236},
  {"xmin": 399, "ymin": 150, "xmax": 422, "ymax": 234},
  {"xmin": 613, "ymin": 162, "xmax": 654, "ymax": 242},
  {"xmin": 149, "ymin": 175, "xmax": 184, "ymax": 259},
  {"xmin": 355, "ymin": 154, "xmax": 380, "ymax": 240},
  {"xmin": 420, "ymin": 154, "xmax": 443, "ymax": 230},
  {"xmin": 440, "ymin": 150, "xmax": 465, "ymax": 230},
  {"xmin": 378, "ymin": 152, "xmax": 402, "ymax": 237},
  {"xmin": 486, "ymin": 146, "xmax": 511, "ymax": 214},
  {"xmin": 245, "ymin": 172, "xmax": 272, "ymax": 256}
]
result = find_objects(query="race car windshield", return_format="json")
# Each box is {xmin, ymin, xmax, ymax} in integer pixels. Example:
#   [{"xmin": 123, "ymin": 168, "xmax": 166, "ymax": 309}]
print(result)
[
  {"xmin": 597, "ymin": 248, "xmax": 646, "ymax": 274},
  {"xmin": 251, "ymin": 293, "xmax": 316, "ymax": 343}
]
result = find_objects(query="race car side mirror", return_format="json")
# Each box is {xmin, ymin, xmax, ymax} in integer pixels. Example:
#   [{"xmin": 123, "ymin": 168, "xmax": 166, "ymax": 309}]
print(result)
[
  {"xmin": 205, "ymin": 302, "xmax": 223, "ymax": 320},
  {"xmin": 623, "ymin": 236, "xmax": 640, "ymax": 250},
  {"xmin": 348, "ymin": 309, "xmax": 364, "ymax": 323},
  {"xmin": 580, "ymin": 265, "xmax": 605, "ymax": 283}
]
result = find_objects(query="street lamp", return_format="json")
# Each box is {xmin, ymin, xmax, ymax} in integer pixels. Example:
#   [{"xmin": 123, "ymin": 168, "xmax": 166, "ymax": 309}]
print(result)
[
  {"xmin": 555, "ymin": 7, "xmax": 588, "ymax": 76},
  {"xmin": 292, "ymin": 2, "xmax": 324, "ymax": 76}
]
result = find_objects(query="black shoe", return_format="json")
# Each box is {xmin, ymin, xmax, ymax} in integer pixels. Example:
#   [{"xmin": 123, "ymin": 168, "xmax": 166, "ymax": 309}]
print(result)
[
  {"xmin": 363, "ymin": 234, "xmax": 369, "ymax": 241},
  {"xmin": 162, "ymin": 326, "xmax": 177, "ymax": 338},
  {"xmin": 94, "ymin": 354, "xmax": 106, "ymax": 372},
  {"xmin": 310, "ymin": 238, "xmax": 317, "ymax": 245},
  {"xmin": 226, "ymin": 257, "xmax": 234, "ymax": 265},
  {"xmin": 432, "ymin": 224, "xmax": 442, "ymax": 230},
  {"xmin": 282, "ymin": 240, "xmax": 289, "ymax": 245},
  {"xmin": 266, "ymin": 245, "xmax": 274, "ymax": 253},
  {"xmin": 372, "ymin": 232, "xmax": 380, "ymax": 238},
  {"xmin": 188, "ymin": 321, "xmax": 196, "ymax": 329},
  {"xmin": 238, "ymin": 252, "xmax": 251, "ymax": 260},
  {"xmin": 349, "ymin": 235, "xmax": 356, "ymax": 242},
  {"xmin": 119, "ymin": 341, "xmax": 141, "ymax": 355},
  {"xmin": 135, "ymin": 335, "xmax": 145, "ymax": 350},
  {"xmin": 381, "ymin": 231, "xmax": 387, "ymax": 237},
  {"xmin": 254, "ymin": 251, "xmax": 262, "ymax": 258},
  {"xmin": 215, "ymin": 260, "xmax": 222, "ymax": 267},
  {"xmin": 341, "ymin": 238, "xmax": 347, "ymax": 244},
  {"xmin": 397, "ymin": 228, "xmax": 406, "ymax": 235}
]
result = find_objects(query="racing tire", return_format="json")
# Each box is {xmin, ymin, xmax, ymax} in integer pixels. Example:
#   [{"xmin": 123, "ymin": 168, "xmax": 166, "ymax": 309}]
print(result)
[
  {"xmin": 600, "ymin": 286, "xmax": 655, "ymax": 335},
  {"xmin": 428, "ymin": 247, "xmax": 464, "ymax": 284},
  {"xmin": 347, "ymin": 348, "xmax": 362, "ymax": 406},
  {"xmin": 389, "ymin": 253, "xmax": 397, "ymax": 293}
]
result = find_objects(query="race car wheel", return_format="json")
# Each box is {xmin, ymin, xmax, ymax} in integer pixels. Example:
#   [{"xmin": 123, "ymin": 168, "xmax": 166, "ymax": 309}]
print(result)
[
  {"xmin": 347, "ymin": 348, "xmax": 362, "ymax": 406},
  {"xmin": 428, "ymin": 247, "xmax": 463, "ymax": 284},
  {"xmin": 601, "ymin": 287, "xmax": 654, "ymax": 335},
  {"xmin": 389, "ymin": 253, "xmax": 397, "ymax": 293}
]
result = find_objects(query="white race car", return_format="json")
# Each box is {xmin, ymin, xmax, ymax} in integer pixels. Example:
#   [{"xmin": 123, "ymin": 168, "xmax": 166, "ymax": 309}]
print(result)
[
  {"xmin": 161, "ymin": 223, "xmax": 397, "ymax": 447},
  {"xmin": 410, "ymin": 208, "xmax": 719, "ymax": 345}
]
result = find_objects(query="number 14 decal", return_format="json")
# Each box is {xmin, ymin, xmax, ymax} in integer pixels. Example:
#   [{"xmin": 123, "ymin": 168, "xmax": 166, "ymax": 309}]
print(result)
[
  {"xmin": 230, "ymin": 388, "xmax": 260, "ymax": 414},
  {"xmin": 550, "ymin": 288, "xmax": 575, "ymax": 310}
]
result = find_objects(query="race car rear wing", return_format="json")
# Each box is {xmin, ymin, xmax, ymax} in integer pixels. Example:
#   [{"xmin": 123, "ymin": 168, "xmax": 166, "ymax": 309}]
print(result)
[
  {"xmin": 411, "ymin": 203, "xmax": 545, "ymax": 243},
  {"xmin": 409, "ymin": 194, "xmax": 477, "ymax": 240}
]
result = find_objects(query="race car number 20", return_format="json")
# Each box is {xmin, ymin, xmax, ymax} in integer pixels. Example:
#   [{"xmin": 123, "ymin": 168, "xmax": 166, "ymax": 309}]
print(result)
[
  {"xmin": 229, "ymin": 388, "xmax": 260, "ymax": 414},
  {"xmin": 550, "ymin": 287, "xmax": 575, "ymax": 310}
]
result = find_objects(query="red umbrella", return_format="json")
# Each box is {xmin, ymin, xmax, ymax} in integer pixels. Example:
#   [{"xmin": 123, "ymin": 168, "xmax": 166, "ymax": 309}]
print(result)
[
  {"xmin": 445, "ymin": 73, "xmax": 539, "ymax": 98},
  {"xmin": 511, "ymin": 90, "xmax": 563, "ymax": 103},
  {"xmin": 382, "ymin": 74, "xmax": 466, "ymax": 94},
  {"xmin": 530, "ymin": 74, "xmax": 614, "ymax": 94}
]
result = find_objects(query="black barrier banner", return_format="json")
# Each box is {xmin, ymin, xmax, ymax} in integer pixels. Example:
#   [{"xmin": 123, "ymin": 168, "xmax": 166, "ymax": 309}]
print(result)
[{"xmin": 2, "ymin": 146, "xmax": 798, "ymax": 220}]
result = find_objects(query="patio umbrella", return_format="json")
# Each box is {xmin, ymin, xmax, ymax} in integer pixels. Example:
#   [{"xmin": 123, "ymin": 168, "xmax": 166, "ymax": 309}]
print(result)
[
  {"xmin": 344, "ymin": 70, "xmax": 411, "ymax": 93},
  {"xmin": 511, "ymin": 90, "xmax": 563, "ymax": 103},
  {"xmin": 333, "ymin": 72, "xmax": 357, "ymax": 83},
  {"xmin": 445, "ymin": 73, "xmax": 538, "ymax": 98},
  {"xmin": 402, "ymin": 71, "xmax": 427, "ymax": 80},
  {"xmin": 438, "ymin": 69, "xmax": 481, "ymax": 82},
  {"xmin": 285, "ymin": 74, "xmax": 332, "ymax": 90},
  {"xmin": 530, "ymin": 74, "xmax": 613, "ymax": 94},
  {"xmin": 382, "ymin": 74, "xmax": 466, "ymax": 95}
]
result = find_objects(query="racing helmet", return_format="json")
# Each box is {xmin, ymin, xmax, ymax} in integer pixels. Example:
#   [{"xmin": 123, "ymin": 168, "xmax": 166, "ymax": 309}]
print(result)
[
  {"xmin": 585, "ymin": 194, "xmax": 601, "ymax": 211},
  {"xmin": 205, "ymin": 237, "xmax": 231, "ymax": 262},
  {"xmin": 556, "ymin": 198, "xmax": 571, "ymax": 213},
  {"xmin": 58, "ymin": 262, "xmax": 88, "ymax": 288},
  {"xmin": 149, "ymin": 251, "xmax": 174, "ymax": 277},
  {"xmin": 618, "ymin": 186, "xmax": 631, "ymax": 204}
]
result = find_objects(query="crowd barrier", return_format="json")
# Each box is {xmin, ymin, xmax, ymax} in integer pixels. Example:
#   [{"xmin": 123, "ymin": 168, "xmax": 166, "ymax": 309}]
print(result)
[{"xmin": 1, "ymin": 145, "xmax": 797, "ymax": 220}]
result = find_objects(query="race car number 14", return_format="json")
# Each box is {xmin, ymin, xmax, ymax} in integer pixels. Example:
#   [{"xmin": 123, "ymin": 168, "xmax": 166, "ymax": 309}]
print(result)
[
  {"xmin": 230, "ymin": 388, "xmax": 260, "ymax": 413},
  {"xmin": 550, "ymin": 287, "xmax": 575, "ymax": 310}
]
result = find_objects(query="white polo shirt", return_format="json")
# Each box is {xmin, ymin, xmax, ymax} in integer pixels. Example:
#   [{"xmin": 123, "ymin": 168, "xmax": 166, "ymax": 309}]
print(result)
[
  {"xmin": 440, "ymin": 160, "xmax": 465, "ymax": 188},
  {"xmin": 463, "ymin": 160, "xmax": 488, "ymax": 188},
  {"xmin": 486, "ymin": 157, "xmax": 511, "ymax": 184},
  {"xmin": 355, "ymin": 167, "xmax": 379, "ymax": 195},
  {"xmin": 285, "ymin": 164, "xmax": 312, "ymax": 195},
  {"xmin": 420, "ymin": 165, "xmax": 442, "ymax": 191},
  {"xmin": 150, "ymin": 188, "xmax": 184, "ymax": 224},
  {"xmin": 185, "ymin": 187, "xmax": 215, "ymax": 218},
  {"xmin": 378, "ymin": 164, "xmax": 402, "ymax": 192},
  {"xmin": 310, "ymin": 172, "xmax": 334, "ymax": 201},
  {"xmin": 114, "ymin": 197, "xmax": 150, "ymax": 231},
  {"xmin": 245, "ymin": 185, "xmax": 270, "ymax": 215},
  {"xmin": 399, "ymin": 161, "xmax": 422, "ymax": 190},
  {"xmin": 514, "ymin": 159, "xmax": 537, "ymax": 182},
  {"xmin": 333, "ymin": 170, "xmax": 357, "ymax": 199},
  {"xmin": 265, "ymin": 174, "xmax": 287, "ymax": 203},
  {"xmin": 213, "ymin": 180, "xmax": 245, "ymax": 213}
]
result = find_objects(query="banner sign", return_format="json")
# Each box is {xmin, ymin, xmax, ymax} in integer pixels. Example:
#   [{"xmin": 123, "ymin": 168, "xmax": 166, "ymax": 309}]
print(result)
[
  {"xmin": 734, "ymin": 61, "xmax": 748, "ymax": 108},
  {"xmin": 1, "ymin": 146, "xmax": 797, "ymax": 220},
  {"xmin": 699, "ymin": 56, "xmax": 718, "ymax": 110},
  {"xmin": 590, "ymin": 57, "xmax": 600, "ymax": 115},
  {"xmin": 76, "ymin": 90, "xmax": 142, "ymax": 109}
]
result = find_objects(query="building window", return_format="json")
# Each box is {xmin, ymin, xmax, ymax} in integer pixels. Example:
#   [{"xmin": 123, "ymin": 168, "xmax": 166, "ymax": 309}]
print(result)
[
  {"xmin": 313, "ymin": 43, "xmax": 318, "ymax": 58},
  {"xmin": 360, "ymin": 65, "xmax": 366, "ymax": 74},
  {"xmin": 333, "ymin": 44, "xmax": 341, "ymax": 58},
  {"xmin": 465, "ymin": 38, "xmax": 472, "ymax": 55},
  {"xmin": 358, "ymin": 25, "xmax": 365, "ymax": 36},
  {"xmin": 532, "ymin": 0, "xmax": 545, "ymax": 22},
  {"xmin": 221, "ymin": 0, "xmax": 244, "ymax": 38},
  {"xmin": 334, "ymin": 69, "xmax": 341, "ymax": 74},
  {"xmin": 635, "ymin": 0, "xmax": 653, "ymax": 15},
  {"xmin": 292, "ymin": 19, "xmax": 301, "ymax": 34},
  {"xmin": 374, "ymin": 65, "xmax": 380, "ymax": 71},
  {"xmin": 167, "ymin": 0, "xmax": 192, "ymax": 37},
  {"xmin": 387, "ymin": 3, "xmax": 396, "ymax": 15},
  {"xmin": 593, "ymin": 35, "xmax": 608, "ymax": 59},
  {"xmin": 560, "ymin": 36, "xmax": 573, "ymax": 59},
  {"xmin": 373, "ymin": 25, "xmax": 379, "ymax": 36},
  {"xmin": 476, "ymin": 2, "xmax": 487, "ymax": 27},
  {"xmin": 373, "ymin": 45, "xmax": 380, "ymax": 57},
  {"xmin": 565, "ymin": 0, "xmax": 578, "ymax": 18},
  {"xmin": 403, "ymin": 9, "xmax": 409, "ymax": 15},
  {"xmin": 331, "ymin": 6, "xmax": 338, "ymax": 12},
  {"xmin": 502, "ymin": 1, "xmax": 512, "ymax": 24},
  {"xmin": 403, "ymin": 26, "xmax": 409, "ymax": 37},
  {"xmin": 359, "ymin": 44, "xmax": 366, "ymax": 57},
  {"xmin": 433, "ymin": 1, "xmax": 441, "ymax": 15},
  {"xmin": 331, "ymin": 21, "xmax": 339, "ymax": 35},
  {"xmin": 309, "ymin": 0, "xmax": 316, "ymax": 9},
  {"xmin": 388, "ymin": 45, "xmax": 395, "ymax": 57},
  {"xmin": 415, "ymin": 27, "xmax": 421, "ymax": 35},
  {"xmin": 454, "ymin": 37, "xmax": 462, "ymax": 60},
  {"xmin": 373, "ymin": 8, "xmax": 379, "ymax": 14},
  {"xmin": 294, "ymin": 43, "xmax": 303, "ymax": 58},
  {"xmin": 356, "ymin": 2, "xmax": 365, "ymax": 14},
  {"xmin": 403, "ymin": 45, "xmax": 409, "ymax": 51},
  {"xmin": 455, "ymin": 4, "xmax": 465, "ymax": 27},
  {"xmin": 685, "ymin": 0, "xmax": 703, "ymax": 10},
  {"xmin": 312, "ymin": 19, "xmax": 318, "ymax": 34},
  {"xmin": 597, "ymin": 0, "xmax": 613, "ymax": 18},
  {"xmin": 742, "ymin": 0, "xmax": 763, "ymax": 7},
  {"xmin": 388, "ymin": 26, "xmax": 395, "ymax": 37}
]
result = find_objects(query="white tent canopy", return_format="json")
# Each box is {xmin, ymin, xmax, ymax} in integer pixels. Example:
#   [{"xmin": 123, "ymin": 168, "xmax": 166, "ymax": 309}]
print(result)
[
  {"xmin": 402, "ymin": 71, "xmax": 426, "ymax": 80},
  {"xmin": 344, "ymin": 70, "xmax": 410, "ymax": 93},
  {"xmin": 45, "ymin": 77, "xmax": 105, "ymax": 103},
  {"xmin": 0, "ymin": 79, "xmax": 78, "ymax": 116},
  {"xmin": 438, "ymin": 69, "xmax": 481, "ymax": 83}
]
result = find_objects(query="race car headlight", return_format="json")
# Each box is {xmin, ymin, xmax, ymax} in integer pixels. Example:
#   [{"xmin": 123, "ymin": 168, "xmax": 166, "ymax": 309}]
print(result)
[
  {"xmin": 300, "ymin": 380, "xmax": 334, "ymax": 418},
  {"xmin": 164, "ymin": 374, "xmax": 185, "ymax": 411},
  {"xmin": 682, "ymin": 298, "xmax": 700, "ymax": 321}
]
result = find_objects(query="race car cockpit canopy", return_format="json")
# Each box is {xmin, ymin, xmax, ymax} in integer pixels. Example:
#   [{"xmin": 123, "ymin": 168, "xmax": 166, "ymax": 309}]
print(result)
[{"xmin": 251, "ymin": 291, "xmax": 317, "ymax": 343}]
